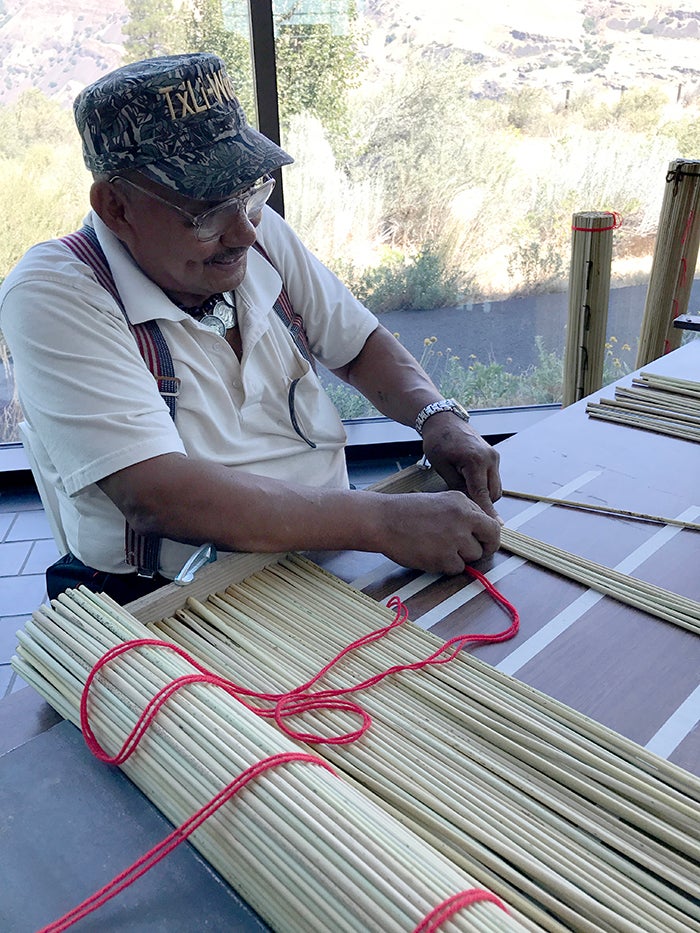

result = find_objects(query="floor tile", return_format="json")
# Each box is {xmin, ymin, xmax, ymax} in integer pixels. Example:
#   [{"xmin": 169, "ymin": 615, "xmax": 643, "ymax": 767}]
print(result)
[
  {"xmin": 0, "ymin": 512, "xmax": 13, "ymax": 541},
  {"xmin": 0, "ymin": 665, "xmax": 12, "ymax": 696},
  {"xmin": 22, "ymin": 538, "xmax": 60, "ymax": 576},
  {"xmin": 0, "ymin": 664, "xmax": 27, "ymax": 698},
  {"xmin": 11, "ymin": 673, "xmax": 28, "ymax": 694},
  {"xmin": 0, "ymin": 541, "xmax": 32, "ymax": 576},
  {"xmin": 0, "ymin": 574, "xmax": 47, "ymax": 617},
  {"xmin": 6, "ymin": 509, "xmax": 53, "ymax": 542}
]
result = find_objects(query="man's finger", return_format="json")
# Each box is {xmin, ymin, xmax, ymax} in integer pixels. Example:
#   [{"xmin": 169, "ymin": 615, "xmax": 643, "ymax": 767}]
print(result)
[
  {"xmin": 468, "ymin": 483, "xmax": 500, "ymax": 521},
  {"xmin": 488, "ymin": 467, "xmax": 503, "ymax": 504}
]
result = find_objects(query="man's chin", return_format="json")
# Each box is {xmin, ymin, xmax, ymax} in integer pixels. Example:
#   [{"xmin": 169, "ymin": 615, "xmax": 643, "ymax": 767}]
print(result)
[{"xmin": 207, "ymin": 252, "xmax": 247, "ymax": 290}]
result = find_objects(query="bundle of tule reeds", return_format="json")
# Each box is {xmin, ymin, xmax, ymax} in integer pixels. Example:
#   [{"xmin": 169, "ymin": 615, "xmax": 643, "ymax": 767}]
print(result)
[
  {"xmin": 562, "ymin": 211, "xmax": 615, "ymax": 407},
  {"xmin": 586, "ymin": 371, "xmax": 700, "ymax": 442},
  {"xmin": 13, "ymin": 552, "xmax": 700, "ymax": 933}
]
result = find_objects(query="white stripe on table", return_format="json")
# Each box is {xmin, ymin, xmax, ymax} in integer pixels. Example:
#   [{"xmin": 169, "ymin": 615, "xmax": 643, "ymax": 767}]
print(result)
[
  {"xmin": 496, "ymin": 504, "xmax": 700, "ymax": 676},
  {"xmin": 645, "ymin": 684, "xmax": 700, "ymax": 759},
  {"xmin": 370, "ymin": 470, "xmax": 605, "ymax": 625}
]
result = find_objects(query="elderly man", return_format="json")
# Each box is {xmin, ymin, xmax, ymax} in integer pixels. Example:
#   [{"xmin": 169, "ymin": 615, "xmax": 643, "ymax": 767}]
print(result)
[{"xmin": 0, "ymin": 53, "xmax": 501, "ymax": 603}]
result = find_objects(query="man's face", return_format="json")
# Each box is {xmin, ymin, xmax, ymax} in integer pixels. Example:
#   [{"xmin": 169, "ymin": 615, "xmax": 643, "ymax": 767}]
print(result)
[{"xmin": 113, "ymin": 176, "xmax": 264, "ymax": 306}]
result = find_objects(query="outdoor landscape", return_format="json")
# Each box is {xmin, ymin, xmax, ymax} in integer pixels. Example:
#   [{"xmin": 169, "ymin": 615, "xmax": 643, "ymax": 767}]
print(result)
[{"xmin": 2, "ymin": 0, "xmax": 700, "ymax": 438}]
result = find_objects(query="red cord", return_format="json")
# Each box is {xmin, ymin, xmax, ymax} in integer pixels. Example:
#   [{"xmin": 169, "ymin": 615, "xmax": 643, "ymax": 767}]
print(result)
[
  {"xmin": 43, "ymin": 566, "xmax": 518, "ymax": 931},
  {"xmin": 37, "ymin": 752, "xmax": 335, "ymax": 933},
  {"xmin": 413, "ymin": 889, "xmax": 509, "ymax": 932},
  {"xmin": 80, "ymin": 564, "xmax": 518, "ymax": 758},
  {"xmin": 570, "ymin": 211, "xmax": 622, "ymax": 232}
]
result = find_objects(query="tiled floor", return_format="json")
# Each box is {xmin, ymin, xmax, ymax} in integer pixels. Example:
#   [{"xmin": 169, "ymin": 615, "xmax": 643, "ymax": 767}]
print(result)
[
  {"xmin": 0, "ymin": 477, "xmax": 60, "ymax": 698},
  {"xmin": 0, "ymin": 456, "xmax": 413, "ymax": 700}
]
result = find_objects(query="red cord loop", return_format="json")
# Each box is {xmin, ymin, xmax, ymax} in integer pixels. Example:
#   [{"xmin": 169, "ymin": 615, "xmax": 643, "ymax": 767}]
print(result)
[{"xmin": 81, "ymin": 566, "xmax": 518, "ymax": 757}]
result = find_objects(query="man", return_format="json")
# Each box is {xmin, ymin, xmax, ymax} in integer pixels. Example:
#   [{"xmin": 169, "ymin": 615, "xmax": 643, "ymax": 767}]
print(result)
[{"xmin": 0, "ymin": 53, "xmax": 501, "ymax": 603}]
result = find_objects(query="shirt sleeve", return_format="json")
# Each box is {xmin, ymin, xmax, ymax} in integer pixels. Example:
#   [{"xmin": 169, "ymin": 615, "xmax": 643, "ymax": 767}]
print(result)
[
  {"xmin": 254, "ymin": 207, "xmax": 379, "ymax": 371},
  {"xmin": 0, "ymin": 241, "xmax": 186, "ymax": 496}
]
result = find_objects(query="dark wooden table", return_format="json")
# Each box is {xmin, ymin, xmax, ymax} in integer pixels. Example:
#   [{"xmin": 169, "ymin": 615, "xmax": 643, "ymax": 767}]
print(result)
[{"xmin": 313, "ymin": 339, "xmax": 700, "ymax": 777}]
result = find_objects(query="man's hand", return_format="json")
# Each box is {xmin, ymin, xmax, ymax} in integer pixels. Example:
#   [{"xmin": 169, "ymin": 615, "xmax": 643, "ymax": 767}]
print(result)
[
  {"xmin": 420, "ymin": 413, "xmax": 502, "ymax": 521},
  {"xmin": 334, "ymin": 325, "xmax": 502, "ymax": 522},
  {"xmin": 99, "ymin": 452, "xmax": 501, "ymax": 578},
  {"xmin": 376, "ymin": 490, "xmax": 501, "ymax": 575}
]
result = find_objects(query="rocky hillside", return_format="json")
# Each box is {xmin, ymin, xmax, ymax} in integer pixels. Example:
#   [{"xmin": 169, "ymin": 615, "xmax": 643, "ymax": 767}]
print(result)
[
  {"xmin": 364, "ymin": 0, "xmax": 700, "ymax": 105},
  {"xmin": 2, "ymin": 0, "xmax": 700, "ymax": 110},
  {"xmin": 0, "ymin": 0, "xmax": 127, "ymax": 107}
]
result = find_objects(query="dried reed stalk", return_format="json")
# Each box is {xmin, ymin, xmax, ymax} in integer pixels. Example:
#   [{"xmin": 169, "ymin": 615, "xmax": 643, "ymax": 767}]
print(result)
[
  {"xmin": 501, "ymin": 488, "xmax": 700, "ymax": 530},
  {"xmin": 587, "ymin": 371, "xmax": 700, "ymax": 441},
  {"xmin": 562, "ymin": 212, "xmax": 614, "ymax": 406}
]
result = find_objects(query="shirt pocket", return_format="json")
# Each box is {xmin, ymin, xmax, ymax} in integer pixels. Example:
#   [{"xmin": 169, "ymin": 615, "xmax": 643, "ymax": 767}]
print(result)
[{"xmin": 283, "ymin": 365, "xmax": 347, "ymax": 451}]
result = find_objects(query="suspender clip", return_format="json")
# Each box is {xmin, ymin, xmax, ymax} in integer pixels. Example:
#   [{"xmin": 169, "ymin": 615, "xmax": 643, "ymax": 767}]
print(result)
[{"xmin": 155, "ymin": 375, "xmax": 181, "ymax": 398}]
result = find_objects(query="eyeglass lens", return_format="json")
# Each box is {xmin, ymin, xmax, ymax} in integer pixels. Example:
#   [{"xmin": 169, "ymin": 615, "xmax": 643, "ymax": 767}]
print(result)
[{"xmin": 196, "ymin": 178, "xmax": 275, "ymax": 241}]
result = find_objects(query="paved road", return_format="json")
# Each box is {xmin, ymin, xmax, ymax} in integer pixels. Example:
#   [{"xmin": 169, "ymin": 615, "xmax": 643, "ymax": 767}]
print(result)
[
  {"xmin": 377, "ymin": 279, "xmax": 700, "ymax": 375},
  {"xmin": 3, "ymin": 279, "xmax": 700, "ymax": 443}
]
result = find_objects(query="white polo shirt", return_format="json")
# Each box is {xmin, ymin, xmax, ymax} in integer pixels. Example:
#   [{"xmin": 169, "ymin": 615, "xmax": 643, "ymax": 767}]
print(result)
[{"xmin": 0, "ymin": 206, "xmax": 378, "ymax": 578}]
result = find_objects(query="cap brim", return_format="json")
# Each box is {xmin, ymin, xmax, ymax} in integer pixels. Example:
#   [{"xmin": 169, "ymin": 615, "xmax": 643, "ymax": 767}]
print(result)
[{"xmin": 138, "ymin": 125, "xmax": 293, "ymax": 201}]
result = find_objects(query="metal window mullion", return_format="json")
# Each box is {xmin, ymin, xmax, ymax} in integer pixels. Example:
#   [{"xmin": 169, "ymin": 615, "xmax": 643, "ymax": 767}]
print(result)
[{"xmin": 248, "ymin": 0, "xmax": 285, "ymax": 217}]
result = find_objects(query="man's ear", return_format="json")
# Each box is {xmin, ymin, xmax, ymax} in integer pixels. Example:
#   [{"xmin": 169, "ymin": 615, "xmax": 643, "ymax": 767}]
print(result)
[{"xmin": 90, "ymin": 180, "xmax": 133, "ymax": 239}]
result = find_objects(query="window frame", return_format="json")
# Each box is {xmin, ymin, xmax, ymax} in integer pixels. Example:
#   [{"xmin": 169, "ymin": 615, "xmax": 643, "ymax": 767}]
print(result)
[{"xmin": 0, "ymin": 1, "xmax": 557, "ymax": 474}]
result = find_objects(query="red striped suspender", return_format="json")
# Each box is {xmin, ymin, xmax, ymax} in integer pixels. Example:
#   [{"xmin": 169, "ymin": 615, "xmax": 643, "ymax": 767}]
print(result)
[
  {"xmin": 253, "ymin": 241, "xmax": 316, "ymax": 372},
  {"xmin": 60, "ymin": 227, "xmax": 315, "ymax": 579},
  {"xmin": 61, "ymin": 227, "xmax": 176, "ymax": 577},
  {"xmin": 61, "ymin": 229, "xmax": 180, "ymax": 419}
]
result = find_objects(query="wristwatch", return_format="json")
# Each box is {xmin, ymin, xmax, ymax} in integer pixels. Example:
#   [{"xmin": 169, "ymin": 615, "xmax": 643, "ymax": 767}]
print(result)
[{"xmin": 414, "ymin": 398, "xmax": 470, "ymax": 436}]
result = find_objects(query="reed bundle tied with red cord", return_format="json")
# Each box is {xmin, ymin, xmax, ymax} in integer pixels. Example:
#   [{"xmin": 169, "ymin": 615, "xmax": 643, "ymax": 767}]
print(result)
[
  {"xmin": 13, "ymin": 552, "xmax": 700, "ymax": 933},
  {"xmin": 636, "ymin": 158, "xmax": 700, "ymax": 367},
  {"xmin": 13, "ymin": 568, "xmax": 526, "ymax": 933},
  {"xmin": 562, "ymin": 210, "xmax": 615, "ymax": 407}
]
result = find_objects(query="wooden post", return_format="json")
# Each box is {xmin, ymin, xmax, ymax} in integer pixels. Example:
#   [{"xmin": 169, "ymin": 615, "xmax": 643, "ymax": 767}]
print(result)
[
  {"xmin": 636, "ymin": 159, "xmax": 700, "ymax": 367},
  {"xmin": 562, "ymin": 211, "xmax": 615, "ymax": 407}
]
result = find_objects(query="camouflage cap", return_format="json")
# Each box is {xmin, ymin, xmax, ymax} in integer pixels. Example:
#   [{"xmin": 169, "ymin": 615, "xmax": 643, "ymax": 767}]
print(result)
[{"xmin": 74, "ymin": 52, "xmax": 293, "ymax": 201}]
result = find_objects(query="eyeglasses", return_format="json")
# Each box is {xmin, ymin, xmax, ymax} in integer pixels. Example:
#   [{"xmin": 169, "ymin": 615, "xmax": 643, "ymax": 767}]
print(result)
[{"xmin": 109, "ymin": 174, "xmax": 276, "ymax": 242}]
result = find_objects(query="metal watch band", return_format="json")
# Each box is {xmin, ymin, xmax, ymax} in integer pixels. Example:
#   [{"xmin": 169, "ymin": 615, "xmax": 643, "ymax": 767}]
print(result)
[{"xmin": 414, "ymin": 398, "xmax": 470, "ymax": 436}]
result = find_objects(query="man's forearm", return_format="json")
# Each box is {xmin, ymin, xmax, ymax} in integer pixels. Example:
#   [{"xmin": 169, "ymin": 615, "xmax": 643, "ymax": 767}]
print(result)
[
  {"xmin": 332, "ymin": 324, "xmax": 443, "ymax": 427},
  {"xmin": 98, "ymin": 451, "xmax": 501, "ymax": 573},
  {"xmin": 335, "ymin": 323, "xmax": 502, "ymax": 518},
  {"xmin": 100, "ymin": 452, "xmax": 386, "ymax": 554}
]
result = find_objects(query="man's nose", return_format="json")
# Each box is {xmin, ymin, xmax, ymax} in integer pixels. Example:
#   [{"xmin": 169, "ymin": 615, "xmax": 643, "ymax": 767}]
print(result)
[{"xmin": 218, "ymin": 208, "xmax": 258, "ymax": 247}]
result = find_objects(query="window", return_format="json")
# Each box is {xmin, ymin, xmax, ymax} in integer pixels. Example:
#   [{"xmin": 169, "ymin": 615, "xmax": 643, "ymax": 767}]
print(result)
[
  {"xmin": 268, "ymin": 2, "xmax": 700, "ymax": 419},
  {"xmin": 2, "ymin": 1, "xmax": 699, "ymax": 454}
]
